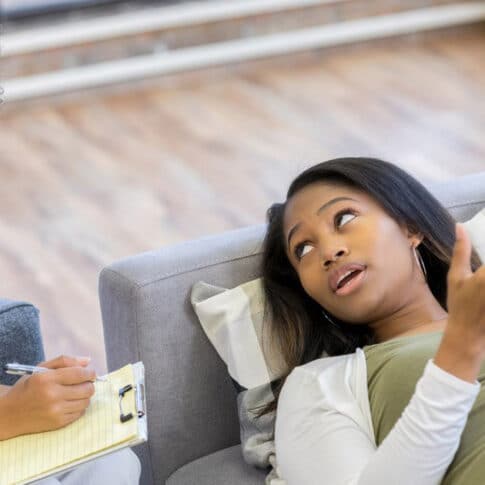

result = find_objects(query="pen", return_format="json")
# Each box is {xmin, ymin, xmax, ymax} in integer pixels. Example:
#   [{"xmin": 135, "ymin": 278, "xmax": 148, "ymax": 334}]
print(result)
[{"xmin": 3, "ymin": 363, "xmax": 107, "ymax": 382}]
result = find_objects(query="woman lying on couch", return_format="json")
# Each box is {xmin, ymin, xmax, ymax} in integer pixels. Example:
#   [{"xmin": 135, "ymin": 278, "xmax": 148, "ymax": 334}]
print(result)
[
  {"xmin": 0, "ymin": 355, "xmax": 141, "ymax": 484},
  {"xmin": 259, "ymin": 158, "xmax": 484, "ymax": 484}
]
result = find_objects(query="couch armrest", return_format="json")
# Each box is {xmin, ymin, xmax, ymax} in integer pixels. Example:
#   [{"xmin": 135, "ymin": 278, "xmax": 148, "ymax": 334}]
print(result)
[
  {"xmin": 0, "ymin": 299, "xmax": 45, "ymax": 386},
  {"xmin": 99, "ymin": 224, "xmax": 265, "ymax": 485}
]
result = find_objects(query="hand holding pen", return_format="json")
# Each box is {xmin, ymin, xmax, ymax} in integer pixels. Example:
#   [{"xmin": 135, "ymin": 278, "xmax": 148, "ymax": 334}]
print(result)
[{"xmin": 0, "ymin": 355, "xmax": 102, "ymax": 440}]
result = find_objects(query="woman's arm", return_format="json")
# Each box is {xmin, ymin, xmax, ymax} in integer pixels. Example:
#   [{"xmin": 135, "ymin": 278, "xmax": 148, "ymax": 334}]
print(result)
[
  {"xmin": 357, "ymin": 357, "xmax": 479, "ymax": 484},
  {"xmin": 275, "ymin": 357, "xmax": 480, "ymax": 485}
]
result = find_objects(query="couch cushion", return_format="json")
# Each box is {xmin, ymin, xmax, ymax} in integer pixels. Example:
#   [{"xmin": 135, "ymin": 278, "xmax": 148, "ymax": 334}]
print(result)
[{"xmin": 166, "ymin": 445, "xmax": 266, "ymax": 485}]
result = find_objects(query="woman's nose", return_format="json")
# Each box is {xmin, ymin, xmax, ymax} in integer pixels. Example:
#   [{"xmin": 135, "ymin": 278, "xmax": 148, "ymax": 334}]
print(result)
[{"xmin": 322, "ymin": 248, "xmax": 348, "ymax": 269}]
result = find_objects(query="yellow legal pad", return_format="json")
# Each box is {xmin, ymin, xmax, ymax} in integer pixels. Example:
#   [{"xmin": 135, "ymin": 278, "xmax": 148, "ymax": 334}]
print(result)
[{"xmin": 0, "ymin": 362, "xmax": 147, "ymax": 485}]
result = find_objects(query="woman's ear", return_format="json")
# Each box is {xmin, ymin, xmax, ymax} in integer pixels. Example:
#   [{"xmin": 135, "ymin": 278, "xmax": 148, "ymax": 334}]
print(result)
[
  {"xmin": 399, "ymin": 221, "xmax": 423, "ymax": 247},
  {"xmin": 410, "ymin": 237, "xmax": 424, "ymax": 249}
]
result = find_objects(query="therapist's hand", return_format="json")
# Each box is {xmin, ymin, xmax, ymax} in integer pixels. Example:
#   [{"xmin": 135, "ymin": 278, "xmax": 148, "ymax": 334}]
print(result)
[{"xmin": 0, "ymin": 355, "xmax": 96, "ymax": 440}]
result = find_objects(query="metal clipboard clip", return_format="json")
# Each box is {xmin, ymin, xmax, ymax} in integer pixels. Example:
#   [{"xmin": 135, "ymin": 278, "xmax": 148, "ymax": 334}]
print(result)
[{"xmin": 118, "ymin": 382, "xmax": 146, "ymax": 423}]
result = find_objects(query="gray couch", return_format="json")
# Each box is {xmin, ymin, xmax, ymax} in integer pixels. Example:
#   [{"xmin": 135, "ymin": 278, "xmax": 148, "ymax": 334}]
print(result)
[{"xmin": 99, "ymin": 171, "xmax": 485, "ymax": 485}]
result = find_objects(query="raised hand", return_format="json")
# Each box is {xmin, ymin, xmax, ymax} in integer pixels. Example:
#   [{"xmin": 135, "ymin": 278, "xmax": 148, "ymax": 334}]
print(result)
[
  {"xmin": 446, "ymin": 223, "xmax": 485, "ymax": 350},
  {"xmin": 434, "ymin": 223, "xmax": 485, "ymax": 383}
]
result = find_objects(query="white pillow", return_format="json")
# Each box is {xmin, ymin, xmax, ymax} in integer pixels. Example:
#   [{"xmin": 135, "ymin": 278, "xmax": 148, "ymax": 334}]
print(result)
[{"xmin": 191, "ymin": 278, "xmax": 286, "ymax": 390}]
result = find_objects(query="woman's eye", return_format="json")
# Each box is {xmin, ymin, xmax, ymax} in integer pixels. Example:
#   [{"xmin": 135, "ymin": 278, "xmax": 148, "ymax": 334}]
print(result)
[
  {"xmin": 295, "ymin": 243, "xmax": 313, "ymax": 259},
  {"xmin": 336, "ymin": 210, "xmax": 356, "ymax": 227},
  {"xmin": 294, "ymin": 209, "xmax": 357, "ymax": 260}
]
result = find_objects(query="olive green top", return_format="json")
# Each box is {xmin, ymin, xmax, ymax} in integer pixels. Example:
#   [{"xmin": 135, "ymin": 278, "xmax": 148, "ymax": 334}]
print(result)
[{"xmin": 363, "ymin": 330, "xmax": 485, "ymax": 484}]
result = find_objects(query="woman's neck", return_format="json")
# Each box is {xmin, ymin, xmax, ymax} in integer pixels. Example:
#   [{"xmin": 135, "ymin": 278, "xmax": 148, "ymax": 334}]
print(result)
[
  {"xmin": 368, "ymin": 283, "xmax": 449, "ymax": 344},
  {"xmin": 383, "ymin": 317, "xmax": 448, "ymax": 342}
]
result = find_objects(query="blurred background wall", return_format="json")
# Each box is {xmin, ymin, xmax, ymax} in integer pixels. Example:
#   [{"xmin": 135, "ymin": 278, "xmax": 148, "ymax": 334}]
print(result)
[{"xmin": 1, "ymin": 0, "xmax": 484, "ymax": 373}]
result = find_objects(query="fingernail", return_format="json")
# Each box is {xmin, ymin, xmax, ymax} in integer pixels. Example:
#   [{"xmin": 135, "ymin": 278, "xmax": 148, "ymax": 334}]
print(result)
[{"xmin": 77, "ymin": 356, "xmax": 91, "ymax": 364}]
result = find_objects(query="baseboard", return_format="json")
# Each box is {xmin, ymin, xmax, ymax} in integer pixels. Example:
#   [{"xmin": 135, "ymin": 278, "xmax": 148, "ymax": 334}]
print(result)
[{"xmin": 3, "ymin": 2, "xmax": 485, "ymax": 102}]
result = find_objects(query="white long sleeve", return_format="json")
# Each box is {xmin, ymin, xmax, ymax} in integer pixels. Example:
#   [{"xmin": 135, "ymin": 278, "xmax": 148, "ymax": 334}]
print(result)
[{"xmin": 275, "ymin": 357, "xmax": 480, "ymax": 485}]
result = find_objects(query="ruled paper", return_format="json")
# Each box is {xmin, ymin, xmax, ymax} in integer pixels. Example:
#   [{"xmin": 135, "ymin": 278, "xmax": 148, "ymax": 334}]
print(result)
[{"xmin": 0, "ymin": 364, "xmax": 138, "ymax": 485}]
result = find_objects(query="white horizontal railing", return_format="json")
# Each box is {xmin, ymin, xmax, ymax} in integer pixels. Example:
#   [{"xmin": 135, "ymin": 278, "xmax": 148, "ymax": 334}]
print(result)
[
  {"xmin": 1, "ymin": 0, "xmax": 346, "ymax": 56},
  {"xmin": 3, "ymin": 2, "xmax": 485, "ymax": 102}
]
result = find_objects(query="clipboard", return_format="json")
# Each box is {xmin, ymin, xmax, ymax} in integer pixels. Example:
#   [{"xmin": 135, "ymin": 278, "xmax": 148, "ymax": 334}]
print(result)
[{"xmin": 0, "ymin": 362, "xmax": 147, "ymax": 485}]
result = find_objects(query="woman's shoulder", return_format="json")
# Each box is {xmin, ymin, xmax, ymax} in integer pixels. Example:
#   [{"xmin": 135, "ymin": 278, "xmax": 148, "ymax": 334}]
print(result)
[
  {"xmin": 277, "ymin": 348, "xmax": 371, "ymax": 433},
  {"xmin": 277, "ymin": 349, "xmax": 366, "ymax": 419},
  {"xmin": 292, "ymin": 349, "xmax": 362, "ymax": 378},
  {"xmin": 280, "ymin": 349, "xmax": 364, "ymax": 403},
  {"xmin": 277, "ymin": 348, "xmax": 373, "ymax": 445}
]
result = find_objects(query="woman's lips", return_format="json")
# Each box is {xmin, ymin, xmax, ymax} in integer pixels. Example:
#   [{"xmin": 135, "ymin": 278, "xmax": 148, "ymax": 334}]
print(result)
[
  {"xmin": 329, "ymin": 263, "xmax": 367, "ymax": 292},
  {"xmin": 334, "ymin": 268, "xmax": 367, "ymax": 296}
]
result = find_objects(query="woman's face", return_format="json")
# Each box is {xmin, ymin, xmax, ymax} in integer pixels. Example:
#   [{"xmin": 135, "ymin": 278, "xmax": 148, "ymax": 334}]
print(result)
[{"xmin": 283, "ymin": 182, "xmax": 423, "ymax": 326}]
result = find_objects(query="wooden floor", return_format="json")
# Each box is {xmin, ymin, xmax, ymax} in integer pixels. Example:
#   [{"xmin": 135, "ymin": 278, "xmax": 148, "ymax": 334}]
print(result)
[{"xmin": 1, "ymin": 24, "xmax": 484, "ymax": 373}]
